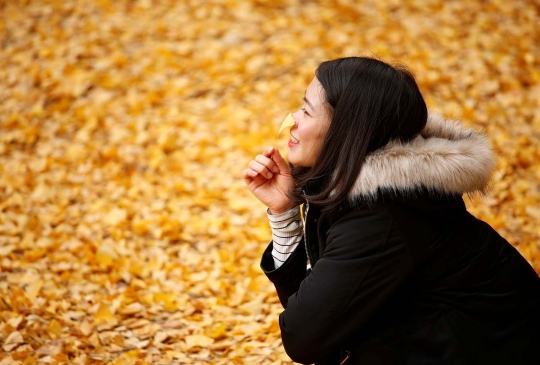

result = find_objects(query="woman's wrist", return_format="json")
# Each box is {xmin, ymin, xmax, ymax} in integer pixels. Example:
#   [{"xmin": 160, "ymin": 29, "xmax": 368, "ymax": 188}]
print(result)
[{"xmin": 268, "ymin": 204, "xmax": 298, "ymax": 215}]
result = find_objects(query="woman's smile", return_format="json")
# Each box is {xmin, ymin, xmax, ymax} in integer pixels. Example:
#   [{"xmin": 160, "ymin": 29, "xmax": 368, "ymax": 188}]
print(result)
[{"xmin": 289, "ymin": 133, "xmax": 300, "ymax": 147}]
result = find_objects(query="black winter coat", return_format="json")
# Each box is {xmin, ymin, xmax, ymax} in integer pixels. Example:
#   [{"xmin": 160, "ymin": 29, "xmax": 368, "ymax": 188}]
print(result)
[{"xmin": 260, "ymin": 113, "xmax": 540, "ymax": 364}]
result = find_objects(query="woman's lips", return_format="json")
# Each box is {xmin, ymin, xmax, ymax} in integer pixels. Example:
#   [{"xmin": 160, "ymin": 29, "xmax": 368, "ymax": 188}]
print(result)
[
  {"xmin": 288, "ymin": 139, "xmax": 299, "ymax": 147},
  {"xmin": 288, "ymin": 134, "xmax": 299, "ymax": 147}
]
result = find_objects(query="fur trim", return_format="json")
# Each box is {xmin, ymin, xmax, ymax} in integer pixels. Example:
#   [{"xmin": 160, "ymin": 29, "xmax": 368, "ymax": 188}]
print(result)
[{"xmin": 348, "ymin": 112, "xmax": 496, "ymax": 200}]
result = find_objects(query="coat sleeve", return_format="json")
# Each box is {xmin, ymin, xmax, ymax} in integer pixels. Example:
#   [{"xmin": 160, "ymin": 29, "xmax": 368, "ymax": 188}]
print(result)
[
  {"xmin": 279, "ymin": 207, "xmax": 414, "ymax": 364},
  {"xmin": 260, "ymin": 238, "xmax": 308, "ymax": 308}
]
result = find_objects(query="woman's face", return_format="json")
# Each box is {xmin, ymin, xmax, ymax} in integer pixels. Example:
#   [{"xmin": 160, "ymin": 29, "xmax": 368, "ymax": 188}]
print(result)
[{"xmin": 288, "ymin": 77, "xmax": 332, "ymax": 167}]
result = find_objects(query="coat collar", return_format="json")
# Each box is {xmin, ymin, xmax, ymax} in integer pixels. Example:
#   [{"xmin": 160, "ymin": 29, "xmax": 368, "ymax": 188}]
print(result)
[{"xmin": 347, "ymin": 112, "xmax": 496, "ymax": 202}]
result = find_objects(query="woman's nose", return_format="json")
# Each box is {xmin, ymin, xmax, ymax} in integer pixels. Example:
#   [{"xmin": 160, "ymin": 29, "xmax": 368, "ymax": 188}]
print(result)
[{"xmin": 291, "ymin": 110, "xmax": 300, "ymax": 124}]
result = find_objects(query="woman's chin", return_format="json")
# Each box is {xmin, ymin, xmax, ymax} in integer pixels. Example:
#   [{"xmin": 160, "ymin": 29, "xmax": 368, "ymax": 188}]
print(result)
[
  {"xmin": 286, "ymin": 152, "xmax": 298, "ymax": 166},
  {"xmin": 287, "ymin": 156, "xmax": 310, "ymax": 168},
  {"xmin": 286, "ymin": 149, "xmax": 296, "ymax": 165}
]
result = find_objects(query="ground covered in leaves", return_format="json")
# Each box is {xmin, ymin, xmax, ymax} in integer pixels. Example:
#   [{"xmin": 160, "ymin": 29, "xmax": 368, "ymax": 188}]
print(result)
[{"xmin": 0, "ymin": 0, "xmax": 539, "ymax": 364}]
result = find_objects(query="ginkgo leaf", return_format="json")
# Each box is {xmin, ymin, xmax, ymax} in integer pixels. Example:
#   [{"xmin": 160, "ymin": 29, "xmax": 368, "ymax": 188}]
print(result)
[
  {"xmin": 95, "ymin": 245, "xmax": 119, "ymax": 267},
  {"xmin": 185, "ymin": 334, "xmax": 215, "ymax": 349},
  {"xmin": 277, "ymin": 113, "xmax": 295, "ymax": 138},
  {"xmin": 94, "ymin": 304, "xmax": 115, "ymax": 325},
  {"xmin": 47, "ymin": 319, "xmax": 63, "ymax": 338}
]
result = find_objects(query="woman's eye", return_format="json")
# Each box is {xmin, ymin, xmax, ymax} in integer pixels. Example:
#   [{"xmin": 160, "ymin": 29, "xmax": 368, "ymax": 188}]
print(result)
[{"xmin": 301, "ymin": 108, "xmax": 309, "ymax": 116}]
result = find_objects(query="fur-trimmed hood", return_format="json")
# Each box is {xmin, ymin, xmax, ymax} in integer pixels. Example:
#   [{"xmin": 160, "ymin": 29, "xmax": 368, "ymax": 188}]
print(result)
[{"xmin": 348, "ymin": 112, "xmax": 496, "ymax": 200}]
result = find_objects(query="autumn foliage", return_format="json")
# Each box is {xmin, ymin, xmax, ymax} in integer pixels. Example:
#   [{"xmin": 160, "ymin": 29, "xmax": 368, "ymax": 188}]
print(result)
[{"xmin": 0, "ymin": 0, "xmax": 539, "ymax": 364}]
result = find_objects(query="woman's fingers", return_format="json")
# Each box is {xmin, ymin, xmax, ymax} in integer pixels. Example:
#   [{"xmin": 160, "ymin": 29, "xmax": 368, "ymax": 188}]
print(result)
[
  {"xmin": 265, "ymin": 146, "xmax": 290, "ymax": 173},
  {"xmin": 248, "ymin": 160, "xmax": 273, "ymax": 178},
  {"xmin": 255, "ymin": 154, "xmax": 279, "ymax": 173},
  {"xmin": 243, "ymin": 146, "xmax": 292, "ymax": 189},
  {"xmin": 242, "ymin": 168, "xmax": 256, "ymax": 180},
  {"xmin": 263, "ymin": 146, "xmax": 274, "ymax": 158}
]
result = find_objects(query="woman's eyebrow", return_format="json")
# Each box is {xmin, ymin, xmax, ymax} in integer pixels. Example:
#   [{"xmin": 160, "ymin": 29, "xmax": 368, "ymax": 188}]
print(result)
[{"xmin": 303, "ymin": 95, "xmax": 315, "ymax": 111}]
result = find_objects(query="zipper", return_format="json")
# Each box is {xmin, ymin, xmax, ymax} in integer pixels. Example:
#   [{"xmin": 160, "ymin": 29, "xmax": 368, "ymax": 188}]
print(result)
[
  {"xmin": 340, "ymin": 350, "xmax": 350, "ymax": 364},
  {"xmin": 302, "ymin": 189, "xmax": 313, "ymax": 270}
]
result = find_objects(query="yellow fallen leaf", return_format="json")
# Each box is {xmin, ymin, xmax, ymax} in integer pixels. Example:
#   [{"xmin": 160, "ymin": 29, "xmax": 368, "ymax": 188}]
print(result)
[
  {"xmin": 185, "ymin": 334, "xmax": 215, "ymax": 349},
  {"xmin": 153, "ymin": 292, "xmax": 175, "ymax": 304},
  {"xmin": 88, "ymin": 332, "xmax": 102, "ymax": 349},
  {"xmin": 95, "ymin": 244, "xmax": 118, "ymax": 266},
  {"xmin": 4, "ymin": 331, "xmax": 24, "ymax": 345},
  {"xmin": 103, "ymin": 208, "xmax": 127, "ymax": 226},
  {"xmin": 238, "ymin": 300, "xmax": 264, "ymax": 315},
  {"xmin": 153, "ymin": 331, "xmax": 169, "ymax": 344},
  {"xmin": 25, "ymin": 279, "xmax": 43, "ymax": 301},
  {"xmin": 94, "ymin": 303, "xmax": 115, "ymax": 325},
  {"xmin": 117, "ymin": 302, "xmax": 144, "ymax": 315},
  {"xmin": 0, "ymin": 245, "xmax": 14, "ymax": 256},
  {"xmin": 127, "ymin": 318, "xmax": 150, "ymax": 329},
  {"xmin": 22, "ymin": 352, "xmax": 39, "ymax": 364},
  {"xmin": 7, "ymin": 316, "xmax": 23, "ymax": 329},
  {"xmin": 22, "ymin": 248, "xmax": 47, "ymax": 262},
  {"xmin": 109, "ymin": 349, "xmax": 140, "ymax": 365},
  {"xmin": 52, "ymin": 351, "xmax": 70, "ymax": 362},
  {"xmin": 79, "ymin": 320, "xmax": 94, "ymax": 337},
  {"xmin": 47, "ymin": 319, "xmax": 62, "ymax": 338},
  {"xmin": 129, "ymin": 261, "xmax": 144, "ymax": 277},
  {"xmin": 190, "ymin": 272, "xmax": 208, "ymax": 282},
  {"xmin": 208, "ymin": 322, "xmax": 227, "ymax": 340}
]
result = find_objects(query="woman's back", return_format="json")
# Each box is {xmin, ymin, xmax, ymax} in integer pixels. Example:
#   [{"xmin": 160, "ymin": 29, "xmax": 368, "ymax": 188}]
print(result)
[{"xmin": 335, "ymin": 193, "xmax": 540, "ymax": 363}]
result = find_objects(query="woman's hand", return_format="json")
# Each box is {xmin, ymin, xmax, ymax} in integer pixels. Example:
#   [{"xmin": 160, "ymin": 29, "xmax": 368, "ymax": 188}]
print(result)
[{"xmin": 242, "ymin": 146, "xmax": 297, "ymax": 214}]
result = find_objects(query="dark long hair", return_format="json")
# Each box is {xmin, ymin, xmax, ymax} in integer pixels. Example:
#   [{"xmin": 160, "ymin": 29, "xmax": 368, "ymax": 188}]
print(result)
[{"xmin": 289, "ymin": 57, "xmax": 428, "ymax": 212}]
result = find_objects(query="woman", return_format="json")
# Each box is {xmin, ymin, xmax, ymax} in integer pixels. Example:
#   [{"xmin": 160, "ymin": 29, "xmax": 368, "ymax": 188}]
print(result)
[{"xmin": 242, "ymin": 57, "xmax": 540, "ymax": 365}]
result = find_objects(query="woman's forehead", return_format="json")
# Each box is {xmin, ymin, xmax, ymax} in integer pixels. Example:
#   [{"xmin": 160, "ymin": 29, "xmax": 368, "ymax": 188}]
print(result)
[{"xmin": 306, "ymin": 77, "xmax": 326, "ymax": 106}]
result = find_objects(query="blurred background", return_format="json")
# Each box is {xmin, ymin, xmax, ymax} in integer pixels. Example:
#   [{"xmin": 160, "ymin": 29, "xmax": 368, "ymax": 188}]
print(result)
[{"xmin": 0, "ymin": 0, "xmax": 539, "ymax": 364}]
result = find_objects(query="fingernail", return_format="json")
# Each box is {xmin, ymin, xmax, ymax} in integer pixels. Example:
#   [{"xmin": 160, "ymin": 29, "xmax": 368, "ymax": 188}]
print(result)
[
  {"xmin": 272, "ymin": 166, "xmax": 279, "ymax": 172},
  {"xmin": 267, "ymin": 172, "xmax": 273, "ymax": 178}
]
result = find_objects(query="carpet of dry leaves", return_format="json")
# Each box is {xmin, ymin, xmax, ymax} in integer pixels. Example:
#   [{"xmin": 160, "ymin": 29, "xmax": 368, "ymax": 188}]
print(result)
[{"xmin": 0, "ymin": 0, "xmax": 539, "ymax": 364}]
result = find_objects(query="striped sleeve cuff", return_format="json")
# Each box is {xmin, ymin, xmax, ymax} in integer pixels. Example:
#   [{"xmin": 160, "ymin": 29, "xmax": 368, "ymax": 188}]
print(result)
[{"xmin": 268, "ymin": 206, "xmax": 304, "ymax": 269}]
